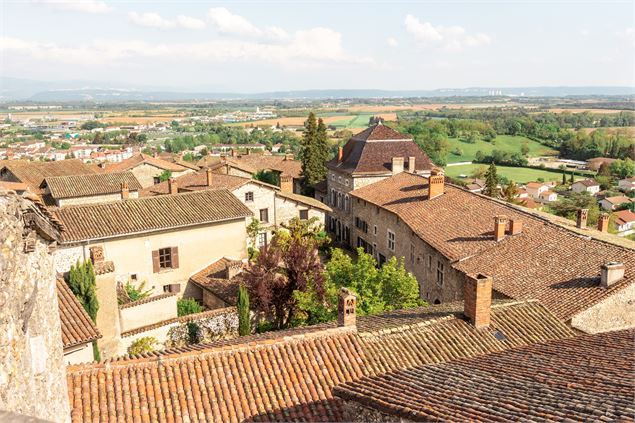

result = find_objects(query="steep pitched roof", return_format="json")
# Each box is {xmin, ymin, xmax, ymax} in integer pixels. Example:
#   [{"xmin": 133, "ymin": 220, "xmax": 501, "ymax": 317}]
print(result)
[
  {"xmin": 54, "ymin": 190, "xmax": 252, "ymax": 243},
  {"xmin": 107, "ymin": 153, "xmax": 190, "ymax": 173},
  {"xmin": 326, "ymin": 124, "xmax": 434, "ymax": 175},
  {"xmin": 43, "ymin": 172, "xmax": 142, "ymax": 199},
  {"xmin": 334, "ymin": 329, "xmax": 635, "ymax": 422},
  {"xmin": 65, "ymin": 300, "xmax": 574, "ymax": 422},
  {"xmin": 56, "ymin": 278, "xmax": 101, "ymax": 349},
  {"xmin": 0, "ymin": 159, "xmax": 96, "ymax": 191},
  {"xmin": 351, "ymin": 172, "xmax": 635, "ymax": 321}
]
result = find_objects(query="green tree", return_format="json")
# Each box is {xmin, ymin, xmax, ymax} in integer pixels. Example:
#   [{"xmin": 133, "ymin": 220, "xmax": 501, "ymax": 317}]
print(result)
[
  {"xmin": 483, "ymin": 163, "xmax": 499, "ymax": 198},
  {"xmin": 237, "ymin": 285, "xmax": 251, "ymax": 336},
  {"xmin": 119, "ymin": 280, "xmax": 152, "ymax": 304},
  {"xmin": 177, "ymin": 298, "xmax": 204, "ymax": 316},
  {"xmin": 502, "ymin": 180, "xmax": 520, "ymax": 204},
  {"xmin": 520, "ymin": 142, "xmax": 530, "ymax": 156},
  {"xmin": 562, "ymin": 170, "xmax": 567, "ymax": 185},
  {"xmin": 378, "ymin": 257, "xmax": 421, "ymax": 310},
  {"xmin": 609, "ymin": 158, "xmax": 635, "ymax": 179},
  {"xmin": 159, "ymin": 170, "xmax": 172, "ymax": 182},
  {"xmin": 300, "ymin": 113, "xmax": 329, "ymax": 192},
  {"xmin": 67, "ymin": 260, "xmax": 99, "ymax": 323}
]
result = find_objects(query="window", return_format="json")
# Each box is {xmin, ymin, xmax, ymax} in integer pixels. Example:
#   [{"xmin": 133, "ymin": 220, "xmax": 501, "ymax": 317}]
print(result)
[
  {"xmin": 259, "ymin": 208, "xmax": 269, "ymax": 223},
  {"xmin": 410, "ymin": 243, "xmax": 415, "ymax": 264},
  {"xmin": 257, "ymin": 232, "xmax": 268, "ymax": 247},
  {"xmin": 245, "ymin": 191, "xmax": 254, "ymax": 201},
  {"xmin": 153, "ymin": 176, "xmax": 161, "ymax": 185},
  {"xmin": 159, "ymin": 247, "xmax": 172, "ymax": 269},
  {"xmin": 436, "ymin": 260, "xmax": 445, "ymax": 286},
  {"xmin": 387, "ymin": 230, "xmax": 395, "ymax": 251},
  {"xmin": 428, "ymin": 255, "xmax": 432, "ymax": 269},
  {"xmin": 378, "ymin": 254, "xmax": 386, "ymax": 266},
  {"xmin": 152, "ymin": 247, "xmax": 179, "ymax": 272},
  {"xmin": 163, "ymin": 283, "xmax": 180, "ymax": 293},
  {"xmin": 299, "ymin": 209, "xmax": 309, "ymax": 220},
  {"xmin": 344, "ymin": 195, "xmax": 350, "ymax": 212},
  {"xmin": 374, "ymin": 225, "xmax": 377, "ymax": 236}
]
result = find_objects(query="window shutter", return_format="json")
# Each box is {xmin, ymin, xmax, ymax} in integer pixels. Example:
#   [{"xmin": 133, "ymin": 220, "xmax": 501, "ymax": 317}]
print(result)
[
  {"xmin": 152, "ymin": 250, "xmax": 160, "ymax": 273},
  {"xmin": 171, "ymin": 246, "xmax": 179, "ymax": 269}
]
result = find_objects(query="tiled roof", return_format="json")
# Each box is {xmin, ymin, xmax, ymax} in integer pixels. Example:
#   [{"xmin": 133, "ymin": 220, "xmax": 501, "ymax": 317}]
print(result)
[
  {"xmin": 119, "ymin": 292, "xmax": 176, "ymax": 309},
  {"xmin": 574, "ymin": 178, "xmax": 599, "ymax": 187},
  {"xmin": 327, "ymin": 125, "xmax": 434, "ymax": 175},
  {"xmin": 351, "ymin": 172, "xmax": 635, "ymax": 321},
  {"xmin": 225, "ymin": 154, "xmax": 303, "ymax": 179},
  {"xmin": 276, "ymin": 190, "xmax": 332, "ymax": 211},
  {"xmin": 0, "ymin": 159, "xmax": 96, "ymax": 191},
  {"xmin": 603, "ymin": 195, "xmax": 632, "ymax": 205},
  {"xmin": 189, "ymin": 257, "xmax": 244, "ymax": 305},
  {"xmin": 43, "ymin": 171, "xmax": 142, "ymax": 199},
  {"xmin": 614, "ymin": 209, "xmax": 635, "ymax": 225},
  {"xmin": 139, "ymin": 169, "xmax": 252, "ymax": 196},
  {"xmin": 107, "ymin": 153, "xmax": 190, "ymax": 173},
  {"xmin": 54, "ymin": 190, "xmax": 252, "ymax": 243},
  {"xmin": 56, "ymin": 278, "xmax": 101, "ymax": 349},
  {"xmin": 65, "ymin": 300, "xmax": 574, "ymax": 422},
  {"xmin": 334, "ymin": 329, "xmax": 635, "ymax": 422}
]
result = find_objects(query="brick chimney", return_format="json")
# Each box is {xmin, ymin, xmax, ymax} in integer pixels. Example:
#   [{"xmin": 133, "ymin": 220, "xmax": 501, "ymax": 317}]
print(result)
[
  {"xmin": 225, "ymin": 261, "xmax": 242, "ymax": 280},
  {"xmin": 463, "ymin": 273, "xmax": 492, "ymax": 329},
  {"xmin": 598, "ymin": 213, "xmax": 609, "ymax": 232},
  {"xmin": 280, "ymin": 175, "xmax": 293, "ymax": 193},
  {"xmin": 284, "ymin": 153, "xmax": 294, "ymax": 161},
  {"xmin": 407, "ymin": 156, "xmax": 416, "ymax": 173},
  {"xmin": 391, "ymin": 157, "xmax": 404, "ymax": 175},
  {"xmin": 508, "ymin": 218, "xmax": 523, "ymax": 235},
  {"xmin": 576, "ymin": 209, "xmax": 588, "ymax": 229},
  {"xmin": 120, "ymin": 181, "xmax": 129, "ymax": 200},
  {"xmin": 494, "ymin": 215, "xmax": 508, "ymax": 241},
  {"xmin": 338, "ymin": 288, "xmax": 357, "ymax": 327},
  {"xmin": 601, "ymin": 262, "xmax": 625, "ymax": 288},
  {"xmin": 337, "ymin": 146, "xmax": 344, "ymax": 163},
  {"xmin": 168, "ymin": 178, "xmax": 178, "ymax": 195},
  {"xmin": 206, "ymin": 168, "xmax": 213, "ymax": 187},
  {"xmin": 427, "ymin": 175, "xmax": 444, "ymax": 200}
]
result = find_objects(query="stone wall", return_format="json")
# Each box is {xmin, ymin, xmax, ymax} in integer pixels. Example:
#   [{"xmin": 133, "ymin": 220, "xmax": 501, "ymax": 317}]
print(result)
[
  {"xmin": 52, "ymin": 244, "xmax": 85, "ymax": 274},
  {"xmin": 274, "ymin": 195, "xmax": 326, "ymax": 227},
  {"xmin": 0, "ymin": 192, "xmax": 70, "ymax": 422},
  {"xmin": 570, "ymin": 282, "xmax": 635, "ymax": 333}
]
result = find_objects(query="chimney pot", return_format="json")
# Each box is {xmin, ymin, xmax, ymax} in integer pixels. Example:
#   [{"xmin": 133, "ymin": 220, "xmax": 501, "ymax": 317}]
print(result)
[
  {"xmin": 338, "ymin": 288, "xmax": 357, "ymax": 328},
  {"xmin": 463, "ymin": 273, "xmax": 492, "ymax": 329},
  {"xmin": 598, "ymin": 213, "xmax": 609, "ymax": 232},
  {"xmin": 494, "ymin": 215, "xmax": 508, "ymax": 241},
  {"xmin": 576, "ymin": 209, "xmax": 588, "ymax": 229},
  {"xmin": 168, "ymin": 178, "xmax": 178, "ymax": 195},
  {"xmin": 120, "ymin": 181, "xmax": 129, "ymax": 200},
  {"xmin": 427, "ymin": 175, "xmax": 445, "ymax": 200},
  {"xmin": 391, "ymin": 157, "xmax": 404, "ymax": 175},
  {"xmin": 408, "ymin": 156, "xmax": 416, "ymax": 173},
  {"xmin": 508, "ymin": 218, "xmax": 523, "ymax": 235},
  {"xmin": 206, "ymin": 168, "xmax": 213, "ymax": 187},
  {"xmin": 337, "ymin": 146, "xmax": 344, "ymax": 163},
  {"xmin": 601, "ymin": 262, "xmax": 625, "ymax": 288}
]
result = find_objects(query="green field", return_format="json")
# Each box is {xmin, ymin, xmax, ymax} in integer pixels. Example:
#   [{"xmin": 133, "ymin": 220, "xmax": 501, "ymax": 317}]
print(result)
[
  {"xmin": 329, "ymin": 113, "xmax": 375, "ymax": 128},
  {"xmin": 446, "ymin": 135, "xmax": 558, "ymax": 164},
  {"xmin": 445, "ymin": 164, "xmax": 584, "ymax": 184}
]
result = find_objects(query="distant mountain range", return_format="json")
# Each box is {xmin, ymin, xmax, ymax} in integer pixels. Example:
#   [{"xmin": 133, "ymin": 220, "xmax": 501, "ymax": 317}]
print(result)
[{"xmin": 1, "ymin": 77, "xmax": 633, "ymax": 102}]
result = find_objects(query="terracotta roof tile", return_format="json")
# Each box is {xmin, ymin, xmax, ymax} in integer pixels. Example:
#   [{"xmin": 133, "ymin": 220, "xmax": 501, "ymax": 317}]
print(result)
[
  {"xmin": 276, "ymin": 190, "xmax": 332, "ymax": 211},
  {"xmin": 0, "ymin": 159, "xmax": 96, "ymax": 191},
  {"xmin": 54, "ymin": 189, "xmax": 252, "ymax": 243},
  {"xmin": 224, "ymin": 154, "xmax": 302, "ymax": 178},
  {"xmin": 107, "ymin": 153, "xmax": 190, "ymax": 173},
  {"xmin": 43, "ymin": 171, "xmax": 142, "ymax": 199},
  {"xmin": 139, "ymin": 170, "xmax": 252, "ymax": 197},
  {"xmin": 614, "ymin": 209, "xmax": 635, "ymax": 225},
  {"xmin": 334, "ymin": 329, "xmax": 635, "ymax": 422},
  {"xmin": 189, "ymin": 258, "xmax": 244, "ymax": 305},
  {"xmin": 56, "ymin": 278, "xmax": 101, "ymax": 348}
]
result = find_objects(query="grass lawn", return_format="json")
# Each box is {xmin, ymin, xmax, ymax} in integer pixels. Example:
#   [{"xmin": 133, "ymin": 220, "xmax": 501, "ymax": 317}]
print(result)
[
  {"xmin": 444, "ymin": 164, "xmax": 584, "ymax": 184},
  {"xmin": 329, "ymin": 113, "xmax": 375, "ymax": 129},
  {"xmin": 446, "ymin": 135, "xmax": 558, "ymax": 164}
]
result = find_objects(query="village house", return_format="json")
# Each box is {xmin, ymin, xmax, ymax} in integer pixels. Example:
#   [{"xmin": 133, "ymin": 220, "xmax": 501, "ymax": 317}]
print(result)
[
  {"xmin": 0, "ymin": 159, "xmax": 97, "ymax": 193},
  {"xmin": 40, "ymin": 171, "xmax": 142, "ymax": 207},
  {"xmin": 524, "ymin": 181, "xmax": 549, "ymax": 198},
  {"xmin": 571, "ymin": 179, "xmax": 601, "ymax": 195},
  {"xmin": 141, "ymin": 168, "xmax": 331, "ymax": 248},
  {"xmin": 64, "ymin": 282, "xmax": 578, "ymax": 422},
  {"xmin": 599, "ymin": 195, "xmax": 633, "ymax": 211},
  {"xmin": 347, "ymin": 172, "xmax": 634, "ymax": 334},
  {"xmin": 536, "ymin": 189, "xmax": 558, "ymax": 203},
  {"xmin": 51, "ymin": 189, "xmax": 252, "ymax": 358},
  {"xmin": 325, "ymin": 123, "xmax": 435, "ymax": 244},
  {"xmin": 613, "ymin": 209, "xmax": 635, "ymax": 236},
  {"xmin": 618, "ymin": 176, "xmax": 635, "ymax": 191},
  {"xmin": 106, "ymin": 153, "xmax": 195, "ymax": 187}
]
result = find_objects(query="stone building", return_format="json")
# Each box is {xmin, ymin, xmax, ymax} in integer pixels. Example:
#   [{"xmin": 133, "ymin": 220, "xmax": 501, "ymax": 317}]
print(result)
[
  {"xmin": 324, "ymin": 123, "xmax": 435, "ymax": 243},
  {"xmin": 0, "ymin": 191, "xmax": 70, "ymax": 422},
  {"xmin": 347, "ymin": 171, "xmax": 635, "ymax": 333},
  {"xmin": 0, "ymin": 159, "xmax": 97, "ymax": 193},
  {"xmin": 106, "ymin": 153, "xmax": 194, "ymax": 187},
  {"xmin": 40, "ymin": 171, "xmax": 142, "ymax": 207}
]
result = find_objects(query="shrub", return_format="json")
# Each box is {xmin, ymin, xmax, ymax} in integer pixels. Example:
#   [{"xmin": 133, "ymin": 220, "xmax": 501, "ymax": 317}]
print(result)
[
  {"xmin": 120, "ymin": 280, "xmax": 152, "ymax": 304},
  {"xmin": 127, "ymin": 336, "xmax": 157, "ymax": 355},
  {"xmin": 177, "ymin": 298, "xmax": 204, "ymax": 317},
  {"xmin": 237, "ymin": 285, "xmax": 251, "ymax": 336}
]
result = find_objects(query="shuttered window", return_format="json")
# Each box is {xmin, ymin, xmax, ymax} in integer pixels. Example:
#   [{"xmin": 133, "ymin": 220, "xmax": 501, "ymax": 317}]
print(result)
[{"xmin": 152, "ymin": 246, "xmax": 179, "ymax": 272}]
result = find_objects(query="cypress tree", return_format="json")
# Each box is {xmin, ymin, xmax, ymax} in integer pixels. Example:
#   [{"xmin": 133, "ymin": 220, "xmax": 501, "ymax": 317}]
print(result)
[
  {"xmin": 484, "ymin": 163, "xmax": 499, "ymax": 198},
  {"xmin": 562, "ymin": 170, "xmax": 566, "ymax": 185},
  {"xmin": 300, "ymin": 112, "xmax": 329, "ymax": 192},
  {"xmin": 570, "ymin": 171, "xmax": 575, "ymax": 183},
  {"xmin": 237, "ymin": 285, "xmax": 251, "ymax": 336},
  {"xmin": 67, "ymin": 259, "xmax": 99, "ymax": 323}
]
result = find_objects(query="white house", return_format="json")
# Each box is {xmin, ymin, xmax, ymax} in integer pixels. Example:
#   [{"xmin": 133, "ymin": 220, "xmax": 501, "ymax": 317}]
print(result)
[
  {"xmin": 537, "ymin": 190, "xmax": 558, "ymax": 203},
  {"xmin": 618, "ymin": 177, "xmax": 635, "ymax": 192},
  {"xmin": 613, "ymin": 210, "xmax": 635, "ymax": 236},
  {"xmin": 571, "ymin": 179, "xmax": 601, "ymax": 195},
  {"xmin": 525, "ymin": 182, "xmax": 549, "ymax": 199},
  {"xmin": 600, "ymin": 196, "xmax": 633, "ymax": 211}
]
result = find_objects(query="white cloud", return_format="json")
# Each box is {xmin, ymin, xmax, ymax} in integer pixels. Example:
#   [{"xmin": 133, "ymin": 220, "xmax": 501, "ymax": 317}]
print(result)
[
  {"xmin": 128, "ymin": 12, "xmax": 206, "ymax": 30},
  {"xmin": 404, "ymin": 15, "xmax": 491, "ymax": 51},
  {"xmin": 207, "ymin": 7, "xmax": 287, "ymax": 39},
  {"xmin": 33, "ymin": 0, "xmax": 111, "ymax": 14},
  {"xmin": 386, "ymin": 37, "xmax": 399, "ymax": 47}
]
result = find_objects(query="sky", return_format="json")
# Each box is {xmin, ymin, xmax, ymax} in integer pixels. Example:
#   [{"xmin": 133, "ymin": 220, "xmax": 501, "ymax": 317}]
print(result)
[{"xmin": 1, "ymin": 0, "xmax": 634, "ymax": 92}]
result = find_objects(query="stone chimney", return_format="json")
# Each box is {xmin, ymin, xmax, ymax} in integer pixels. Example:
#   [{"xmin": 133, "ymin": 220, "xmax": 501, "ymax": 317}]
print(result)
[
  {"xmin": 168, "ymin": 178, "xmax": 178, "ymax": 195},
  {"xmin": 120, "ymin": 181, "xmax": 129, "ymax": 200},
  {"xmin": 494, "ymin": 215, "xmax": 508, "ymax": 241},
  {"xmin": 598, "ymin": 213, "xmax": 609, "ymax": 232},
  {"xmin": 601, "ymin": 262, "xmax": 625, "ymax": 288},
  {"xmin": 463, "ymin": 273, "xmax": 492, "ymax": 329},
  {"xmin": 391, "ymin": 157, "xmax": 404, "ymax": 175},
  {"xmin": 337, "ymin": 146, "xmax": 344, "ymax": 163},
  {"xmin": 206, "ymin": 168, "xmax": 213, "ymax": 187},
  {"xmin": 284, "ymin": 153, "xmax": 294, "ymax": 161},
  {"xmin": 407, "ymin": 156, "xmax": 416, "ymax": 173},
  {"xmin": 226, "ymin": 261, "xmax": 242, "ymax": 280},
  {"xmin": 280, "ymin": 175, "xmax": 293, "ymax": 193},
  {"xmin": 338, "ymin": 288, "xmax": 357, "ymax": 327},
  {"xmin": 508, "ymin": 218, "xmax": 523, "ymax": 236},
  {"xmin": 576, "ymin": 209, "xmax": 588, "ymax": 229},
  {"xmin": 427, "ymin": 175, "xmax": 444, "ymax": 200}
]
